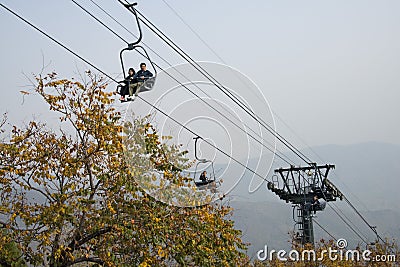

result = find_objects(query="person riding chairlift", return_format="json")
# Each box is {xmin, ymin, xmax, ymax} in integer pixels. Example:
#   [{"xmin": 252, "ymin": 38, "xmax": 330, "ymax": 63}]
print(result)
[
  {"xmin": 118, "ymin": 68, "xmax": 136, "ymax": 101},
  {"xmin": 199, "ymin": 171, "xmax": 207, "ymax": 183},
  {"xmin": 127, "ymin": 62, "xmax": 153, "ymax": 100},
  {"xmin": 310, "ymin": 195, "xmax": 326, "ymax": 213}
]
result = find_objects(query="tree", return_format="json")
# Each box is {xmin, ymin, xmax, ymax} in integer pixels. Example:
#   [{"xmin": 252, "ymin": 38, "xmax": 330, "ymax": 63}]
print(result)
[
  {"xmin": 0, "ymin": 71, "xmax": 249, "ymax": 266},
  {"xmin": 0, "ymin": 229, "xmax": 26, "ymax": 266}
]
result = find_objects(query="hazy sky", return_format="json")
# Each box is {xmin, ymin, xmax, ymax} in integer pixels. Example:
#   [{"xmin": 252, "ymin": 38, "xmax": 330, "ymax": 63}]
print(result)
[
  {"xmin": 1, "ymin": 1, "xmax": 398, "ymax": 245},
  {"xmin": 1, "ymin": 0, "xmax": 399, "ymax": 151}
]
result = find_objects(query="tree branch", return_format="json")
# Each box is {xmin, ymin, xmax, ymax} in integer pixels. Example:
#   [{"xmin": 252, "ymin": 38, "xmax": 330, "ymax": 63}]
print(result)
[
  {"xmin": 68, "ymin": 226, "xmax": 112, "ymax": 252},
  {"xmin": 0, "ymin": 259, "xmax": 12, "ymax": 267},
  {"xmin": 63, "ymin": 256, "xmax": 104, "ymax": 267}
]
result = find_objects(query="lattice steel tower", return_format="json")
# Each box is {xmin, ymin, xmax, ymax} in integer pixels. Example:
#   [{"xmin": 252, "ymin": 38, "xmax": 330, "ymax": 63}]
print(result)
[{"xmin": 267, "ymin": 164, "xmax": 343, "ymax": 245}]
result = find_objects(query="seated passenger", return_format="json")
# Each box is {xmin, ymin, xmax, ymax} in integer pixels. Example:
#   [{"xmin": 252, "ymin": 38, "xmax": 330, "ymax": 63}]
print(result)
[
  {"xmin": 128, "ymin": 63, "xmax": 153, "ymax": 98},
  {"xmin": 311, "ymin": 195, "xmax": 320, "ymax": 214},
  {"xmin": 118, "ymin": 68, "xmax": 136, "ymax": 101},
  {"xmin": 199, "ymin": 171, "xmax": 207, "ymax": 183},
  {"xmin": 318, "ymin": 198, "xmax": 326, "ymax": 210}
]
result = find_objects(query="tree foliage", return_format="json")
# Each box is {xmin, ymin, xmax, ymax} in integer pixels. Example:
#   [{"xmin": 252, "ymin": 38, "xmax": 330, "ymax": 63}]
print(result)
[{"xmin": 0, "ymin": 71, "xmax": 249, "ymax": 266}]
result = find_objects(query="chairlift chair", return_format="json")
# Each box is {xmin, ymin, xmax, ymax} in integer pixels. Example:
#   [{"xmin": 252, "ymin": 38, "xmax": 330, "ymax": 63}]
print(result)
[
  {"xmin": 192, "ymin": 136, "xmax": 219, "ymax": 192},
  {"xmin": 116, "ymin": 2, "xmax": 157, "ymax": 101}
]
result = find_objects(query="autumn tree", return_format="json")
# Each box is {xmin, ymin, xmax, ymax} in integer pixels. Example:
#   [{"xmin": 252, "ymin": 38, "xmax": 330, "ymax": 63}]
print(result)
[{"xmin": 0, "ymin": 71, "xmax": 249, "ymax": 266}]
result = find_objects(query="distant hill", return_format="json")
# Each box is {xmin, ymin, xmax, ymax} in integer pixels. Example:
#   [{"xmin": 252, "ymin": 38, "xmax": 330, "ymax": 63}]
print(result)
[
  {"xmin": 302, "ymin": 142, "xmax": 400, "ymax": 210},
  {"xmin": 225, "ymin": 142, "xmax": 400, "ymax": 257},
  {"xmin": 230, "ymin": 200, "xmax": 400, "ymax": 258},
  {"xmin": 17, "ymin": 142, "xmax": 400, "ymax": 258}
]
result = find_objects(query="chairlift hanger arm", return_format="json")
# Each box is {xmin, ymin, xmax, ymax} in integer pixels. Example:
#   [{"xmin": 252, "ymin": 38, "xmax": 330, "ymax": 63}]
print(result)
[
  {"xmin": 118, "ymin": 1, "xmax": 142, "ymax": 45},
  {"xmin": 114, "ymin": 2, "xmax": 384, "ymax": 246},
  {"xmin": 118, "ymin": 1, "xmax": 149, "ymax": 78},
  {"xmin": 120, "ymin": 44, "xmax": 158, "ymax": 79},
  {"xmin": 193, "ymin": 136, "xmax": 206, "ymax": 161}
]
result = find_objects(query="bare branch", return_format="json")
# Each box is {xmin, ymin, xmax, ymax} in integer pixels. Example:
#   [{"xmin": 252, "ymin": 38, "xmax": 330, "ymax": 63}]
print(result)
[
  {"xmin": 68, "ymin": 226, "xmax": 112, "ymax": 252},
  {"xmin": 66, "ymin": 257, "xmax": 104, "ymax": 266}
]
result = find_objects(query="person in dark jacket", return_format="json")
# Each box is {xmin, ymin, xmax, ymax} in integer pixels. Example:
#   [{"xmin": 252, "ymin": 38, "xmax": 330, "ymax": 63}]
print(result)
[
  {"xmin": 310, "ymin": 195, "xmax": 322, "ymax": 214},
  {"xmin": 128, "ymin": 63, "xmax": 153, "ymax": 98},
  {"xmin": 199, "ymin": 171, "xmax": 207, "ymax": 183},
  {"xmin": 119, "ymin": 68, "xmax": 136, "ymax": 101}
]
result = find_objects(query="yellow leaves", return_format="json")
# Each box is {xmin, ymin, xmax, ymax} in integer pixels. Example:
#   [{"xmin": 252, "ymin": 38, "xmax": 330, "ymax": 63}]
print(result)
[
  {"xmin": 67, "ymin": 252, "xmax": 75, "ymax": 262},
  {"xmin": 139, "ymin": 261, "xmax": 150, "ymax": 267},
  {"xmin": 69, "ymin": 183, "xmax": 76, "ymax": 191},
  {"xmin": 10, "ymin": 213, "xmax": 17, "ymax": 222},
  {"xmin": 0, "ymin": 71, "xmax": 255, "ymax": 266},
  {"xmin": 0, "ymin": 206, "xmax": 10, "ymax": 214},
  {"xmin": 38, "ymin": 232, "xmax": 52, "ymax": 247},
  {"xmin": 59, "ymin": 206, "xmax": 66, "ymax": 215},
  {"xmin": 1, "ymin": 235, "xmax": 9, "ymax": 244},
  {"xmin": 53, "ymin": 244, "xmax": 74, "ymax": 261},
  {"xmin": 107, "ymin": 201, "xmax": 116, "ymax": 214},
  {"xmin": 157, "ymin": 246, "xmax": 166, "ymax": 258},
  {"xmin": 86, "ymin": 146, "xmax": 94, "ymax": 155}
]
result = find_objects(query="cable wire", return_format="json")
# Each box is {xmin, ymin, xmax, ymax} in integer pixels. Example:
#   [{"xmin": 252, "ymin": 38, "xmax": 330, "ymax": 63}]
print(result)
[
  {"xmin": 160, "ymin": 0, "xmax": 226, "ymax": 64},
  {"xmin": 0, "ymin": 3, "xmax": 115, "ymax": 83},
  {"xmin": 274, "ymin": 109, "xmax": 387, "ymax": 239},
  {"xmin": 74, "ymin": 0, "xmax": 294, "ymax": 166},
  {"xmin": 136, "ymin": 10, "xmax": 313, "ymax": 164},
  {"xmin": 4, "ymin": 1, "xmax": 384, "ymax": 247},
  {"xmin": 72, "ymin": 0, "xmax": 129, "ymax": 45},
  {"xmin": 132, "ymin": 0, "xmax": 387, "ymax": 244},
  {"xmin": 327, "ymin": 204, "xmax": 368, "ymax": 245},
  {"xmin": 0, "ymin": 2, "xmax": 271, "ymax": 185},
  {"xmin": 137, "ymin": 95, "xmax": 270, "ymax": 182},
  {"xmin": 156, "ymin": 0, "xmax": 390, "ymax": 246},
  {"xmin": 275, "ymin": 109, "xmax": 387, "ymax": 243},
  {"xmin": 313, "ymin": 218, "xmax": 337, "ymax": 242},
  {"xmin": 330, "ymin": 202, "xmax": 369, "ymax": 241},
  {"xmin": 119, "ymin": 0, "xmax": 314, "ymax": 165},
  {"xmin": 343, "ymin": 196, "xmax": 386, "ymax": 244},
  {"xmin": 126, "ymin": 0, "xmax": 384, "ymax": 245},
  {"xmin": 158, "ymin": 0, "xmax": 307, "ymax": 167},
  {"xmin": 309, "ymin": 165, "xmax": 370, "ymax": 245}
]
